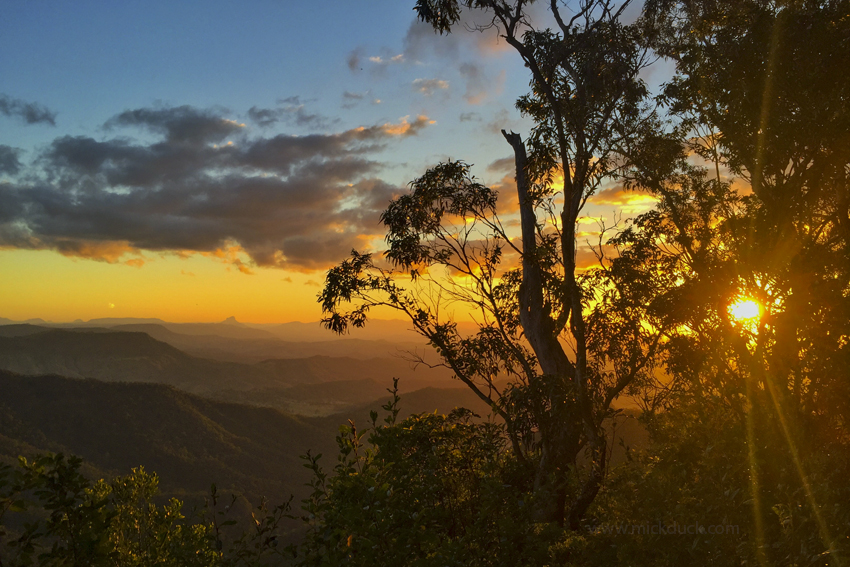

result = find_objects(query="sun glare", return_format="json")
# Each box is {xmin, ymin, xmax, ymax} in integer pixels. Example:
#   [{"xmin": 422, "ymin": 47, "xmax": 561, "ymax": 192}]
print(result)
[{"xmin": 729, "ymin": 298, "xmax": 761, "ymax": 322}]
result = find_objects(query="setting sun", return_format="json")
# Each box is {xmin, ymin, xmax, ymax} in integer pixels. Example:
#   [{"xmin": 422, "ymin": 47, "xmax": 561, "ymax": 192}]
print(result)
[{"xmin": 728, "ymin": 298, "xmax": 761, "ymax": 322}]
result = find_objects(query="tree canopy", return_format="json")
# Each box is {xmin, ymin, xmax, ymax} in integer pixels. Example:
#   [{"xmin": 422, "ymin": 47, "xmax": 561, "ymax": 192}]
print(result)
[{"xmin": 318, "ymin": 0, "xmax": 850, "ymax": 564}]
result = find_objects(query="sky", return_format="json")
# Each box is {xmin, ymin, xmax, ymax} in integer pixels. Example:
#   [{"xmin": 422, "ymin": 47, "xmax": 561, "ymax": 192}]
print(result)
[{"xmin": 0, "ymin": 0, "xmax": 655, "ymax": 324}]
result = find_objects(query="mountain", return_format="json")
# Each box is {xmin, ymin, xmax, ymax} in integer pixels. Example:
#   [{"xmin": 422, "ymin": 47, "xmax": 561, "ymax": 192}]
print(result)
[
  {"xmin": 220, "ymin": 378, "xmax": 392, "ymax": 417},
  {"xmin": 0, "ymin": 324, "xmax": 54, "ymax": 337},
  {"xmin": 0, "ymin": 368, "xmax": 645, "ymax": 510},
  {"xmin": 16, "ymin": 317, "xmax": 280, "ymax": 341},
  {"xmin": 0, "ymin": 370, "xmax": 332, "ymax": 504},
  {"xmin": 267, "ymin": 318, "xmax": 479, "ymax": 343},
  {"xmin": 0, "ymin": 371, "xmax": 500, "ymax": 502},
  {"xmin": 253, "ymin": 356, "xmax": 451, "ymax": 389},
  {"xmin": 109, "ymin": 323, "xmax": 428, "ymax": 363},
  {"xmin": 0, "ymin": 317, "xmax": 464, "ymax": 362},
  {"xmin": 0, "ymin": 327, "xmax": 455, "ymax": 415},
  {"xmin": 0, "ymin": 328, "xmax": 273, "ymax": 394}
]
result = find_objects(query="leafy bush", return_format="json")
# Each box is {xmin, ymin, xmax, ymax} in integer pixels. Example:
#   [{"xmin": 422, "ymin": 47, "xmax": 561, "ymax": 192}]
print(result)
[
  {"xmin": 295, "ymin": 383, "xmax": 580, "ymax": 567},
  {"xmin": 0, "ymin": 453, "xmax": 292, "ymax": 566}
]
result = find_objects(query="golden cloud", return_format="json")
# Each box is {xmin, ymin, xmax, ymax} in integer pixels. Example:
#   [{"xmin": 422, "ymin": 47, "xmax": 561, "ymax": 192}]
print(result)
[
  {"xmin": 53, "ymin": 240, "xmax": 143, "ymax": 264},
  {"xmin": 379, "ymin": 115, "xmax": 435, "ymax": 137},
  {"xmin": 589, "ymin": 186, "xmax": 659, "ymax": 213}
]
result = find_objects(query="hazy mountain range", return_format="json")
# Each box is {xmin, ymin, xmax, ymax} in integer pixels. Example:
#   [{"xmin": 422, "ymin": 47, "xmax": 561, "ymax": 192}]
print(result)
[
  {"xmin": 0, "ymin": 369, "xmax": 490, "ymax": 505},
  {"xmin": 0, "ymin": 323, "xmax": 455, "ymax": 415},
  {"xmin": 0, "ymin": 316, "xmax": 645, "ymax": 509}
]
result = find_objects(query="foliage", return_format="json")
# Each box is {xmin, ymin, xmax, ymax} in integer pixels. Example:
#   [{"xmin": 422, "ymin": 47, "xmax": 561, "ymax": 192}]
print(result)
[
  {"xmin": 0, "ymin": 453, "xmax": 293, "ymax": 567},
  {"xmin": 594, "ymin": 0, "xmax": 850, "ymax": 563},
  {"xmin": 568, "ymin": 401, "xmax": 850, "ymax": 567},
  {"xmin": 295, "ymin": 382, "xmax": 578, "ymax": 567}
]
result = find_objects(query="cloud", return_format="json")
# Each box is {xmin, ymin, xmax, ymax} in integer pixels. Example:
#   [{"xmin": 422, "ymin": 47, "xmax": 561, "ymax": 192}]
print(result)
[
  {"xmin": 588, "ymin": 186, "xmax": 659, "ymax": 214},
  {"xmin": 376, "ymin": 115, "xmax": 435, "ymax": 137},
  {"xmin": 346, "ymin": 48, "xmax": 406, "ymax": 76},
  {"xmin": 104, "ymin": 106, "xmax": 244, "ymax": 144},
  {"xmin": 248, "ymin": 97, "xmax": 339, "ymax": 130},
  {"xmin": 489, "ymin": 173, "xmax": 519, "ymax": 214},
  {"xmin": 342, "ymin": 91, "xmax": 367, "ymax": 109},
  {"xmin": 485, "ymin": 108, "xmax": 522, "ymax": 135},
  {"xmin": 459, "ymin": 63, "xmax": 504, "ymax": 104},
  {"xmin": 0, "ymin": 146, "xmax": 22, "ymax": 175},
  {"xmin": 349, "ymin": 11, "xmax": 508, "ymax": 77},
  {"xmin": 349, "ymin": 14, "xmax": 512, "ymax": 89},
  {"xmin": 459, "ymin": 112, "xmax": 480, "ymax": 122},
  {"xmin": 368, "ymin": 54, "xmax": 405, "ymax": 65},
  {"xmin": 0, "ymin": 94, "xmax": 57, "ymax": 126},
  {"xmin": 347, "ymin": 47, "xmax": 365, "ymax": 71},
  {"xmin": 246, "ymin": 107, "xmax": 280, "ymax": 127},
  {"xmin": 486, "ymin": 156, "xmax": 514, "ymax": 174},
  {"xmin": 412, "ymin": 78, "xmax": 449, "ymax": 96},
  {"xmin": 402, "ymin": 14, "xmax": 511, "ymax": 63},
  {"xmin": 0, "ymin": 105, "xmax": 432, "ymax": 271}
]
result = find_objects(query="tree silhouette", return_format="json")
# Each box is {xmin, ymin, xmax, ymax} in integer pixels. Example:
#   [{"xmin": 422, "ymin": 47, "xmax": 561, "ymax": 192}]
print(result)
[{"xmin": 321, "ymin": 0, "xmax": 665, "ymax": 527}]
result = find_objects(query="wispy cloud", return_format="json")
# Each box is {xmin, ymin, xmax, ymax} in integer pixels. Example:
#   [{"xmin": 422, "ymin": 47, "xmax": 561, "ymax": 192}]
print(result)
[
  {"xmin": 412, "ymin": 78, "xmax": 449, "ymax": 96},
  {"xmin": 247, "ymin": 97, "xmax": 338, "ymax": 130},
  {"xmin": 459, "ymin": 63, "xmax": 504, "ymax": 104},
  {"xmin": 0, "ymin": 94, "xmax": 57, "ymax": 126}
]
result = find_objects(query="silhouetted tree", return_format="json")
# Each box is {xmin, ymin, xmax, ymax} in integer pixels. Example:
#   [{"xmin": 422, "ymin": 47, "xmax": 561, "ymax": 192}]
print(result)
[{"xmin": 321, "ymin": 0, "xmax": 665, "ymax": 528}]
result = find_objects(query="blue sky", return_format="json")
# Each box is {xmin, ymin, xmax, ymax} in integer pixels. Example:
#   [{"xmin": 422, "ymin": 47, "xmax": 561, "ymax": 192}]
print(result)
[
  {"xmin": 0, "ymin": 1, "xmax": 654, "ymax": 323},
  {"xmin": 1, "ymin": 0, "xmax": 529, "ymax": 178}
]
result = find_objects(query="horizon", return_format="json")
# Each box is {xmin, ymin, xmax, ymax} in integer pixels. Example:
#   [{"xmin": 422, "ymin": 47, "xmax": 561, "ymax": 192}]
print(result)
[{"xmin": 0, "ymin": 314, "xmax": 427, "ymax": 327}]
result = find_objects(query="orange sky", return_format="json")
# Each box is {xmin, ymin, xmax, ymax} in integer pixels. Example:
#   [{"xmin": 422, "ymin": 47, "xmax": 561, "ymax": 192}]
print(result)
[
  {"xmin": 0, "ymin": 248, "xmax": 327, "ymax": 323},
  {"xmin": 0, "ymin": 182, "xmax": 665, "ymax": 324}
]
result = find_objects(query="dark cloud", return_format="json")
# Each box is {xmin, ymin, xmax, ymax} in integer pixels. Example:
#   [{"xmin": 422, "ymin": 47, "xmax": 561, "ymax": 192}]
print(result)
[
  {"xmin": 0, "ymin": 146, "xmax": 22, "ymax": 175},
  {"xmin": 459, "ymin": 112, "xmax": 481, "ymax": 122},
  {"xmin": 347, "ymin": 47, "xmax": 364, "ymax": 71},
  {"xmin": 486, "ymin": 156, "xmax": 514, "ymax": 174},
  {"xmin": 342, "ymin": 91, "xmax": 367, "ymax": 109},
  {"xmin": 104, "ymin": 106, "xmax": 244, "ymax": 144},
  {"xmin": 485, "ymin": 108, "xmax": 521, "ymax": 135},
  {"xmin": 403, "ymin": 19, "xmax": 463, "ymax": 62},
  {"xmin": 0, "ymin": 105, "xmax": 432, "ymax": 271},
  {"xmin": 247, "ymin": 99, "xmax": 339, "ymax": 130},
  {"xmin": 247, "ymin": 107, "xmax": 280, "ymax": 127},
  {"xmin": 0, "ymin": 94, "xmax": 57, "ymax": 126}
]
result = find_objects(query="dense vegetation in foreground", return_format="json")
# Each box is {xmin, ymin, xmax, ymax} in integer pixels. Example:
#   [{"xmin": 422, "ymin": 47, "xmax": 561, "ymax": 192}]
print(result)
[{"xmin": 2, "ymin": 384, "xmax": 848, "ymax": 566}]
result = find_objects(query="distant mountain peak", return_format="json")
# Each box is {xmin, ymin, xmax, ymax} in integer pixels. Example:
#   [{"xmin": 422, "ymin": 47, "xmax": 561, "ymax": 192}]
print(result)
[{"xmin": 222, "ymin": 316, "xmax": 241, "ymax": 325}]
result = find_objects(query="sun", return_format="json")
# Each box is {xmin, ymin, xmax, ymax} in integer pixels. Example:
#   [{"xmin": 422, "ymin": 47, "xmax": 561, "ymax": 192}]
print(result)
[{"xmin": 728, "ymin": 298, "xmax": 761, "ymax": 322}]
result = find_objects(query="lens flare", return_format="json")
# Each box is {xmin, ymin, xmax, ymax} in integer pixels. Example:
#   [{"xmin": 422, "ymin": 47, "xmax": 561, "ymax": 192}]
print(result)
[{"xmin": 729, "ymin": 298, "xmax": 760, "ymax": 322}]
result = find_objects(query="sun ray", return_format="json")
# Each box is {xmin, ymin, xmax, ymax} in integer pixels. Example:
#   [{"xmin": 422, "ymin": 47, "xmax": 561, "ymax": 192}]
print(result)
[
  {"xmin": 761, "ymin": 369, "xmax": 842, "ymax": 565},
  {"xmin": 744, "ymin": 370, "xmax": 769, "ymax": 567}
]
